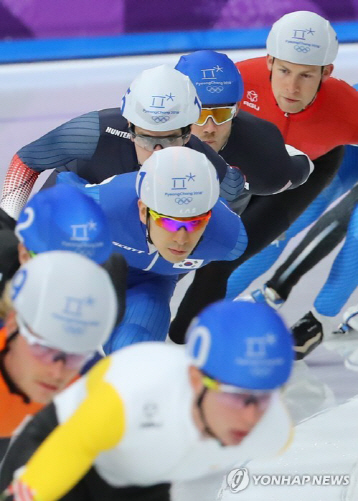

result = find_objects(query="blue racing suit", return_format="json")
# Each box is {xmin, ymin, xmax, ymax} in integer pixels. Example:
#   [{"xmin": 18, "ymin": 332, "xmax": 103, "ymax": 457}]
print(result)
[{"xmin": 58, "ymin": 171, "xmax": 248, "ymax": 352}]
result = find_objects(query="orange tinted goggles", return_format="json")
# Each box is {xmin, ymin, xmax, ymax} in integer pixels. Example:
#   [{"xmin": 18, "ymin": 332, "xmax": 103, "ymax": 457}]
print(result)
[
  {"xmin": 196, "ymin": 105, "xmax": 237, "ymax": 126},
  {"xmin": 148, "ymin": 209, "xmax": 211, "ymax": 232}
]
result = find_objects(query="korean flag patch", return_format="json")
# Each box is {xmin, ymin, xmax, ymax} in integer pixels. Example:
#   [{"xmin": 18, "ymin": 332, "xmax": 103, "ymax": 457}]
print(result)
[{"xmin": 173, "ymin": 259, "xmax": 204, "ymax": 269}]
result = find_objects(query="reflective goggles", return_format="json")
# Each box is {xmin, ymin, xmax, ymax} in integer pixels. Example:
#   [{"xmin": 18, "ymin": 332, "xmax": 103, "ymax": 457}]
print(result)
[
  {"xmin": 196, "ymin": 105, "xmax": 237, "ymax": 126},
  {"xmin": 17, "ymin": 315, "xmax": 93, "ymax": 370},
  {"xmin": 202, "ymin": 375, "xmax": 272, "ymax": 411},
  {"xmin": 148, "ymin": 209, "xmax": 211, "ymax": 233},
  {"xmin": 128, "ymin": 126, "xmax": 190, "ymax": 152}
]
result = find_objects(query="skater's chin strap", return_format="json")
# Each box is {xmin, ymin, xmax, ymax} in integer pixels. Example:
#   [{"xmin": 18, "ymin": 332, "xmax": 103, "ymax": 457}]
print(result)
[{"xmin": 196, "ymin": 388, "xmax": 225, "ymax": 446}]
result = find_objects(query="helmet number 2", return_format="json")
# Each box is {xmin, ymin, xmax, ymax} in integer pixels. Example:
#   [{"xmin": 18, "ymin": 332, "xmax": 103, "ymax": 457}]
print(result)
[{"xmin": 15, "ymin": 207, "xmax": 35, "ymax": 242}]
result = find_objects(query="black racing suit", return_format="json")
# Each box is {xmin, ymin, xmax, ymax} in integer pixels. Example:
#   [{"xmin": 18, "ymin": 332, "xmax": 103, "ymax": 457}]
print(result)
[
  {"xmin": 169, "ymin": 139, "xmax": 344, "ymax": 343},
  {"xmin": 2, "ymin": 108, "xmax": 311, "ymax": 218}
]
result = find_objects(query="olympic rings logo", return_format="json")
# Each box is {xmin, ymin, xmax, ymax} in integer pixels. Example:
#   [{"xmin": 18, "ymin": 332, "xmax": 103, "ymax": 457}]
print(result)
[
  {"xmin": 294, "ymin": 45, "xmax": 311, "ymax": 53},
  {"xmin": 151, "ymin": 116, "xmax": 170, "ymax": 123},
  {"xmin": 175, "ymin": 197, "xmax": 193, "ymax": 204},
  {"xmin": 206, "ymin": 86, "xmax": 224, "ymax": 93}
]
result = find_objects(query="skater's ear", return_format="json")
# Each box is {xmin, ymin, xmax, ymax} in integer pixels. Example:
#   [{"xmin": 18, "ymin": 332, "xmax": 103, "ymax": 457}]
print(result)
[{"xmin": 138, "ymin": 200, "xmax": 148, "ymax": 224}]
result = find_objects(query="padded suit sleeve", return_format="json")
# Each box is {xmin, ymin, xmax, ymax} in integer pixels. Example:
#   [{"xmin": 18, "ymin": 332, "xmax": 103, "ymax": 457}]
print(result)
[
  {"xmin": 221, "ymin": 113, "xmax": 313, "ymax": 196},
  {"xmin": 282, "ymin": 145, "xmax": 314, "ymax": 191},
  {"xmin": 187, "ymin": 134, "xmax": 243, "ymax": 186},
  {"xmin": 0, "ymin": 404, "xmax": 59, "ymax": 492},
  {"xmin": 0, "ymin": 155, "xmax": 39, "ymax": 220},
  {"xmin": 169, "ymin": 145, "xmax": 344, "ymax": 344},
  {"xmin": 16, "ymin": 112, "xmax": 100, "ymax": 173},
  {"xmin": 1, "ymin": 112, "xmax": 101, "ymax": 220},
  {"xmin": 2, "ymin": 358, "xmax": 125, "ymax": 501}
]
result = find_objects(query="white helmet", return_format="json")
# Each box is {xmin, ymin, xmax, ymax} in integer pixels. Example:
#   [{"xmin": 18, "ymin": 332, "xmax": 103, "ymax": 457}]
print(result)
[
  {"xmin": 121, "ymin": 65, "xmax": 202, "ymax": 131},
  {"xmin": 266, "ymin": 11, "xmax": 338, "ymax": 65},
  {"xmin": 136, "ymin": 147, "xmax": 219, "ymax": 216},
  {"xmin": 10, "ymin": 251, "xmax": 118, "ymax": 353}
]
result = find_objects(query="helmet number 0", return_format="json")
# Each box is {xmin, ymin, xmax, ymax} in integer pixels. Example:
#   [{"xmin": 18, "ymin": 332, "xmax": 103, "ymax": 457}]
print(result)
[{"xmin": 187, "ymin": 325, "xmax": 211, "ymax": 367}]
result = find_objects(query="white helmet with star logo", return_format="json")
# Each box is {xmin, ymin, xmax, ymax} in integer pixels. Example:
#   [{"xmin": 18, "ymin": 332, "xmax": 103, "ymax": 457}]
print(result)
[
  {"xmin": 121, "ymin": 65, "xmax": 201, "ymax": 131},
  {"xmin": 136, "ymin": 147, "xmax": 219, "ymax": 216},
  {"xmin": 11, "ymin": 251, "xmax": 118, "ymax": 353},
  {"xmin": 267, "ymin": 11, "xmax": 338, "ymax": 66}
]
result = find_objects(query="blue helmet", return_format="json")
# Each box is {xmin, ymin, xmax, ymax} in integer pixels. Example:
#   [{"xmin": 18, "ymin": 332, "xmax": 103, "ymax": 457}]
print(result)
[
  {"xmin": 175, "ymin": 50, "xmax": 244, "ymax": 105},
  {"xmin": 186, "ymin": 300, "xmax": 294, "ymax": 391},
  {"xmin": 15, "ymin": 185, "xmax": 113, "ymax": 264}
]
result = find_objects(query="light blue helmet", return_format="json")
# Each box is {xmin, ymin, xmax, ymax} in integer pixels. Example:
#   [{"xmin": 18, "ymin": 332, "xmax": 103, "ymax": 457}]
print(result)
[
  {"xmin": 175, "ymin": 50, "xmax": 244, "ymax": 105},
  {"xmin": 186, "ymin": 300, "xmax": 294, "ymax": 391},
  {"xmin": 15, "ymin": 184, "xmax": 112, "ymax": 264}
]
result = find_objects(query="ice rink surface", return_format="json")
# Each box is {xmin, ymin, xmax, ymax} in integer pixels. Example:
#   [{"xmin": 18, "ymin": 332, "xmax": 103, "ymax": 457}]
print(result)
[{"xmin": 1, "ymin": 44, "xmax": 358, "ymax": 500}]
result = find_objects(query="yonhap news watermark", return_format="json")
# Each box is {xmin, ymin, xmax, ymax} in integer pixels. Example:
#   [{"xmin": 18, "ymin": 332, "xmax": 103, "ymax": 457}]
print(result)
[{"xmin": 218, "ymin": 467, "xmax": 350, "ymax": 497}]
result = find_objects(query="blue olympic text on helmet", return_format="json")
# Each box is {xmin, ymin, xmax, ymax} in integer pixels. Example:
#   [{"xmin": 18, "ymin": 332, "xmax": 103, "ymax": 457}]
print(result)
[
  {"xmin": 165, "ymin": 173, "xmax": 202, "ymax": 198},
  {"xmin": 285, "ymin": 39, "xmax": 320, "ymax": 51},
  {"xmin": 143, "ymin": 93, "xmax": 180, "ymax": 122},
  {"xmin": 294, "ymin": 45, "xmax": 311, "ymax": 53},
  {"xmin": 170, "ymin": 173, "xmax": 196, "ymax": 191},
  {"xmin": 165, "ymin": 191, "xmax": 203, "ymax": 198},
  {"xmin": 291, "ymin": 27, "xmax": 316, "ymax": 41},
  {"xmin": 51, "ymin": 295, "xmax": 100, "ymax": 336},
  {"xmin": 143, "ymin": 109, "xmax": 179, "ymax": 115},
  {"xmin": 149, "ymin": 93, "xmax": 175, "ymax": 108},
  {"xmin": 175, "ymin": 197, "xmax": 193, "ymax": 205},
  {"xmin": 151, "ymin": 116, "xmax": 170, "ymax": 123}
]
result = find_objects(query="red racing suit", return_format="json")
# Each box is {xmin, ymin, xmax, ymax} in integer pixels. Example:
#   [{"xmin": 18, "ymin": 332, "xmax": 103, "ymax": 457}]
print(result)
[{"xmin": 236, "ymin": 56, "xmax": 358, "ymax": 159}]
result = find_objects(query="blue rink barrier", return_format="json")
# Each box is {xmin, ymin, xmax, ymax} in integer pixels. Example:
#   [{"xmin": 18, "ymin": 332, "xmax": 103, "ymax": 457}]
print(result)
[{"xmin": 1, "ymin": 20, "xmax": 358, "ymax": 64}]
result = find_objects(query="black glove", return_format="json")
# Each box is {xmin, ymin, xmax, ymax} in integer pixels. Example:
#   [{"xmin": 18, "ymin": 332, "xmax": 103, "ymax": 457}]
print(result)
[
  {"xmin": 0, "ymin": 230, "xmax": 20, "ymax": 296},
  {"xmin": 0, "ymin": 208, "xmax": 16, "ymax": 231},
  {"xmin": 291, "ymin": 311, "xmax": 323, "ymax": 360},
  {"xmin": 101, "ymin": 253, "xmax": 127, "ymax": 326}
]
